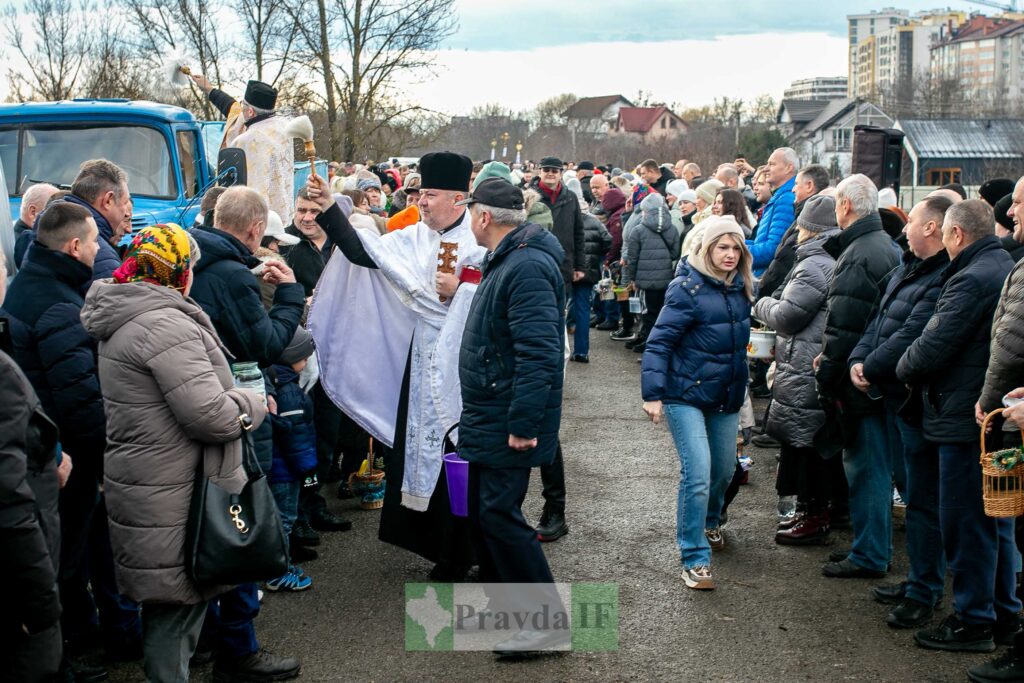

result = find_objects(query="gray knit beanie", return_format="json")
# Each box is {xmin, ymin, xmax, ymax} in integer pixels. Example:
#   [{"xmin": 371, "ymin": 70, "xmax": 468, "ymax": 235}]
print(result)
[
  {"xmin": 357, "ymin": 176, "xmax": 382, "ymax": 192},
  {"xmin": 796, "ymin": 194, "xmax": 838, "ymax": 233}
]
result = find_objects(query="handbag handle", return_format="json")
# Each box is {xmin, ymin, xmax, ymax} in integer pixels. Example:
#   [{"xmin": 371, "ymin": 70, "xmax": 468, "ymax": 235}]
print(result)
[
  {"xmin": 238, "ymin": 414, "xmax": 263, "ymax": 476},
  {"xmin": 979, "ymin": 408, "xmax": 1024, "ymax": 464}
]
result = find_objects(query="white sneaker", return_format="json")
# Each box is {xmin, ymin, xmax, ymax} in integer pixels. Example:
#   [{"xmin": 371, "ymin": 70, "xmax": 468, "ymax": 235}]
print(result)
[{"xmin": 682, "ymin": 566, "xmax": 715, "ymax": 590}]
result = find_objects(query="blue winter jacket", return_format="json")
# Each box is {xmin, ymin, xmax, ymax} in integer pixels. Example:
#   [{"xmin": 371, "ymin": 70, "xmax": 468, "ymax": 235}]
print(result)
[
  {"xmin": 747, "ymin": 176, "xmax": 796, "ymax": 276},
  {"xmin": 458, "ymin": 223, "xmax": 566, "ymax": 469},
  {"xmin": 268, "ymin": 364, "xmax": 317, "ymax": 483},
  {"xmin": 641, "ymin": 259, "xmax": 751, "ymax": 412}
]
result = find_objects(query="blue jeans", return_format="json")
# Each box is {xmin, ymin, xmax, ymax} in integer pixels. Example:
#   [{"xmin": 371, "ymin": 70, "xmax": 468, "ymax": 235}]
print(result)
[
  {"xmin": 269, "ymin": 480, "xmax": 300, "ymax": 539},
  {"xmin": 600, "ymin": 298, "xmax": 620, "ymax": 323},
  {"xmin": 843, "ymin": 413, "xmax": 899, "ymax": 572},
  {"xmin": 938, "ymin": 442, "xmax": 1022, "ymax": 625},
  {"xmin": 202, "ymin": 584, "xmax": 260, "ymax": 658},
  {"xmin": 896, "ymin": 418, "xmax": 945, "ymax": 606},
  {"xmin": 569, "ymin": 283, "xmax": 592, "ymax": 356},
  {"xmin": 664, "ymin": 404, "xmax": 739, "ymax": 569}
]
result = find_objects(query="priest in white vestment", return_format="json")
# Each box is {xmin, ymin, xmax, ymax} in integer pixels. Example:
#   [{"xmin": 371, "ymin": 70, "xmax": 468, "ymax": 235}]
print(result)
[{"xmin": 306, "ymin": 152, "xmax": 486, "ymax": 579}]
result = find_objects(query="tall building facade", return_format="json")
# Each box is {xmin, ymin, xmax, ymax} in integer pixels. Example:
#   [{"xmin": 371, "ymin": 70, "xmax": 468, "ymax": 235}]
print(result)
[
  {"xmin": 783, "ymin": 77, "xmax": 849, "ymax": 101},
  {"xmin": 848, "ymin": 8, "xmax": 909, "ymax": 97},
  {"xmin": 931, "ymin": 15, "xmax": 1024, "ymax": 103}
]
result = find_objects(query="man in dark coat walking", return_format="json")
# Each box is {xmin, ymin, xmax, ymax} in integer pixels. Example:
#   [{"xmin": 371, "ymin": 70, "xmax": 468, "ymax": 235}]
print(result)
[
  {"xmin": 848, "ymin": 195, "xmax": 953, "ymax": 628},
  {"xmin": 535, "ymin": 155, "xmax": 584, "ymax": 543},
  {"xmin": 189, "ymin": 186, "xmax": 304, "ymax": 682},
  {"xmin": 2, "ymin": 202, "xmax": 143, "ymax": 660},
  {"xmin": 897, "ymin": 199, "xmax": 1019, "ymax": 654},
  {"xmin": 457, "ymin": 177, "xmax": 568, "ymax": 655},
  {"xmin": 816, "ymin": 174, "xmax": 901, "ymax": 580}
]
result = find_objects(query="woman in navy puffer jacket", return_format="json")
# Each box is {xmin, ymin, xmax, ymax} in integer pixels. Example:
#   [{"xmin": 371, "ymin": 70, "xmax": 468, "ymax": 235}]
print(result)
[{"xmin": 641, "ymin": 215, "xmax": 752, "ymax": 591}]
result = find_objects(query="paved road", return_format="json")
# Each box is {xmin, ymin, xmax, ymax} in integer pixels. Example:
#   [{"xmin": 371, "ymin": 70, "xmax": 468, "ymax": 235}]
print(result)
[{"xmin": 109, "ymin": 333, "xmax": 983, "ymax": 682}]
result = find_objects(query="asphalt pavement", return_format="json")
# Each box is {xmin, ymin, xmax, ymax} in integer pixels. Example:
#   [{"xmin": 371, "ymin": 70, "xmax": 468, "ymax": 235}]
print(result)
[{"xmin": 107, "ymin": 332, "xmax": 985, "ymax": 682}]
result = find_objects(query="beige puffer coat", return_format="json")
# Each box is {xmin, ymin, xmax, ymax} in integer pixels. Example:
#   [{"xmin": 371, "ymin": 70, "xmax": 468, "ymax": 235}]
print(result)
[{"xmin": 81, "ymin": 279, "xmax": 266, "ymax": 605}]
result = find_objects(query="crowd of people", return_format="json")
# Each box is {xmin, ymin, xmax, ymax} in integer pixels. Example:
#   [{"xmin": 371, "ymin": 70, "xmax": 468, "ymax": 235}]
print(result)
[{"xmin": 6, "ymin": 75, "xmax": 1024, "ymax": 683}]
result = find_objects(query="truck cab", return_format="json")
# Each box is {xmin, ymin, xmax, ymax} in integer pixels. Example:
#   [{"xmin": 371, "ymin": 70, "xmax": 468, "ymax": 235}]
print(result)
[{"xmin": 0, "ymin": 99, "xmax": 214, "ymax": 235}]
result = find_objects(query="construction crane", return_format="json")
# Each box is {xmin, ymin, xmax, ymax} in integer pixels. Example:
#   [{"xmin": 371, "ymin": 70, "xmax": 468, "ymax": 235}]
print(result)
[{"xmin": 967, "ymin": 0, "xmax": 1020, "ymax": 12}]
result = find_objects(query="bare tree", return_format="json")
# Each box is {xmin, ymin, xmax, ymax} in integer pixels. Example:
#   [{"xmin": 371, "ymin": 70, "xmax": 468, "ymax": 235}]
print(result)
[
  {"xmin": 528, "ymin": 93, "xmax": 577, "ymax": 129},
  {"xmin": 121, "ymin": 0, "xmax": 228, "ymax": 118},
  {"xmin": 289, "ymin": 0, "xmax": 457, "ymax": 161},
  {"xmin": 237, "ymin": 0, "xmax": 296, "ymax": 85},
  {"xmin": 747, "ymin": 94, "xmax": 778, "ymax": 124},
  {"xmin": 2, "ymin": 0, "xmax": 92, "ymax": 101}
]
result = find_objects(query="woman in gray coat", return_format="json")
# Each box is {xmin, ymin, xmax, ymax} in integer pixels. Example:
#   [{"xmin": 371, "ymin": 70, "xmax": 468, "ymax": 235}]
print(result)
[
  {"xmin": 81, "ymin": 225, "xmax": 266, "ymax": 683},
  {"xmin": 625, "ymin": 193, "xmax": 681, "ymax": 351},
  {"xmin": 752, "ymin": 196, "xmax": 840, "ymax": 546}
]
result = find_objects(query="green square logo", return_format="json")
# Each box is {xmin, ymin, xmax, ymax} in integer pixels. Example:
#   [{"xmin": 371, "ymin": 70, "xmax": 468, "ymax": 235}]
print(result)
[
  {"xmin": 405, "ymin": 583, "xmax": 454, "ymax": 651},
  {"xmin": 571, "ymin": 583, "xmax": 619, "ymax": 651}
]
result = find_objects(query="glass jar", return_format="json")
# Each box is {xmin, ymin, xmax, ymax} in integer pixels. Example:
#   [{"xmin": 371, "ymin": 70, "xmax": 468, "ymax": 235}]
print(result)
[{"xmin": 231, "ymin": 362, "xmax": 266, "ymax": 401}]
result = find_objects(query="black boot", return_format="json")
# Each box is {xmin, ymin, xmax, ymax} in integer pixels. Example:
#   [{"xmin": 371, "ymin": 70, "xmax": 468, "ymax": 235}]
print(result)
[
  {"xmin": 969, "ymin": 647, "xmax": 1024, "ymax": 683},
  {"xmin": 537, "ymin": 510, "xmax": 569, "ymax": 542},
  {"xmin": 213, "ymin": 649, "xmax": 301, "ymax": 682},
  {"xmin": 291, "ymin": 518, "xmax": 320, "ymax": 546}
]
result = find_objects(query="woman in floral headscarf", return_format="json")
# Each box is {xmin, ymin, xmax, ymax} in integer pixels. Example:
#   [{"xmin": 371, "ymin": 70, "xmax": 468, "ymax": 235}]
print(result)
[{"xmin": 81, "ymin": 224, "xmax": 267, "ymax": 683}]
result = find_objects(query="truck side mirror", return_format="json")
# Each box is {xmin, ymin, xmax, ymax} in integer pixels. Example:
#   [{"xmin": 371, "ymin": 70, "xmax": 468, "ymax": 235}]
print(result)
[{"xmin": 218, "ymin": 147, "xmax": 247, "ymax": 187}]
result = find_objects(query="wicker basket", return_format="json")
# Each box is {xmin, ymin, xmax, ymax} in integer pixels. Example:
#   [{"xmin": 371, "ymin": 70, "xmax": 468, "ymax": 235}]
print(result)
[
  {"xmin": 348, "ymin": 438, "xmax": 386, "ymax": 510},
  {"xmin": 980, "ymin": 409, "xmax": 1024, "ymax": 518}
]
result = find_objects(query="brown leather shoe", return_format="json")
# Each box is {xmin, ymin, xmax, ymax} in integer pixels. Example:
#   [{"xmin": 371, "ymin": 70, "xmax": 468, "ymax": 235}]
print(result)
[{"xmin": 776, "ymin": 513, "xmax": 830, "ymax": 546}]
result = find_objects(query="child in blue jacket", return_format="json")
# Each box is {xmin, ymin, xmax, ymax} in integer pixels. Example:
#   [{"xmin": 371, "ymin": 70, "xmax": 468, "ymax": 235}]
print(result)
[{"xmin": 266, "ymin": 328, "xmax": 318, "ymax": 592}]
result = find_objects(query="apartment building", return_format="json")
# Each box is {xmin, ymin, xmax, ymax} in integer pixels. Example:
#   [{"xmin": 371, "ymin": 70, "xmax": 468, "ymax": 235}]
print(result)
[{"xmin": 783, "ymin": 77, "xmax": 849, "ymax": 101}]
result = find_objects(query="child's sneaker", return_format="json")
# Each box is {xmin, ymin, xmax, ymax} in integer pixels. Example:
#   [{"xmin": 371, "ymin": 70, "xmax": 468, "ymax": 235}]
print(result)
[{"xmin": 266, "ymin": 566, "xmax": 312, "ymax": 592}]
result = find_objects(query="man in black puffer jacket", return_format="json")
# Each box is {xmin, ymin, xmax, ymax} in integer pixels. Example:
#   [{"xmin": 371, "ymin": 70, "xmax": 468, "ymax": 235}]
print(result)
[
  {"xmin": 848, "ymin": 194, "xmax": 952, "ymax": 628},
  {"xmin": 817, "ymin": 174, "xmax": 901, "ymax": 581},
  {"xmin": 2, "ymin": 203, "xmax": 145, "ymax": 661},
  {"xmin": 457, "ymin": 179, "xmax": 566, "ymax": 642},
  {"xmin": 897, "ymin": 200, "xmax": 1019, "ymax": 654},
  {"xmin": 188, "ymin": 186, "xmax": 305, "ymax": 682}
]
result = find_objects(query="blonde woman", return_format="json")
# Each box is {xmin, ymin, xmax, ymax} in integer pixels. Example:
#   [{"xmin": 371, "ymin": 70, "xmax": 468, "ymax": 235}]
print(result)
[{"xmin": 641, "ymin": 216, "xmax": 753, "ymax": 591}]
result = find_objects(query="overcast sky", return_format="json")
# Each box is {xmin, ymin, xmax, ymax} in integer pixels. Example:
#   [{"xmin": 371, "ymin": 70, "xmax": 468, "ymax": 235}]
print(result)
[
  {"xmin": 411, "ymin": 0, "xmax": 985, "ymax": 114},
  {"xmin": 0, "ymin": 1, "xmax": 991, "ymax": 113}
]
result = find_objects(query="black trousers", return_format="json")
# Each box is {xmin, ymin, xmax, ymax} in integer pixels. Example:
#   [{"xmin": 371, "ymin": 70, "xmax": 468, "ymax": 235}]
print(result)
[
  {"xmin": 777, "ymin": 443, "xmax": 843, "ymax": 513},
  {"xmin": 636, "ymin": 288, "xmax": 666, "ymax": 343},
  {"xmin": 468, "ymin": 463, "xmax": 554, "ymax": 584},
  {"xmin": 540, "ymin": 442, "xmax": 565, "ymax": 515}
]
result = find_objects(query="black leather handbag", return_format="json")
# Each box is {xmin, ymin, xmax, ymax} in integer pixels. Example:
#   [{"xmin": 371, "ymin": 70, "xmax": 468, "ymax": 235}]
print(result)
[{"xmin": 185, "ymin": 414, "xmax": 288, "ymax": 586}]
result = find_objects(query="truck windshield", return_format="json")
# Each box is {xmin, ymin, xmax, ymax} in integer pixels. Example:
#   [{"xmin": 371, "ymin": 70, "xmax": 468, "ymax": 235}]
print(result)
[{"xmin": 15, "ymin": 124, "xmax": 176, "ymax": 198}]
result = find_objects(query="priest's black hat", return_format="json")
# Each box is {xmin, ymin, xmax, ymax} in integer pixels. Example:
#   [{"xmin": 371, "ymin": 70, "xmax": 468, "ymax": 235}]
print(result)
[
  {"xmin": 419, "ymin": 152, "xmax": 473, "ymax": 192},
  {"xmin": 244, "ymin": 80, "xmax": 278, "ymax": 110}
]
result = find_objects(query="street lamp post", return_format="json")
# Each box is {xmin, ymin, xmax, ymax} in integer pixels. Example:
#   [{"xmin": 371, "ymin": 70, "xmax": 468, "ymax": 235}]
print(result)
[
  {"xmin": 501, "ymin": 132, "xmax": 509, "ymax": 159},
  {"xmin": 515, "ymin": 141, "xmax": 523, "ymax": 165},
  {"xmin": 490, "ymin": 138, "xmax": 497, "ymax": 161}
]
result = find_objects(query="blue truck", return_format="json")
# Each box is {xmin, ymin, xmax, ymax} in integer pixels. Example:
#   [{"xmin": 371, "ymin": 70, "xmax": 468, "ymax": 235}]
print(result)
[
  {"xmin": 0, "ymin": 99, "xmax": 222, "ymax": 233},
  {"xmin": 0, "ymin": 98, "xmax": 327, "ymax": 275}
]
